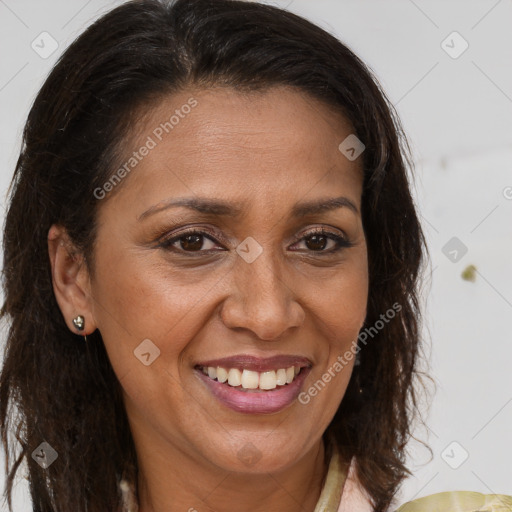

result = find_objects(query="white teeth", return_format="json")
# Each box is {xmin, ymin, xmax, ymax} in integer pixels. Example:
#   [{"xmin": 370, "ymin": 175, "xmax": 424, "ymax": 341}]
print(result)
[
  {"xmin": 201, "ymin": 364, "xmax": 305, "ymax": 390},
  {"xmin": 276, "ymin": 368, "xmax": 287, "ymax": 386},
  {"xmin": 241, "ymin": 369, "xmax": 259, "ymax": 389},
  {"xmin": 216, "ymin": 367, "xmax": 228, "ymax": 383},
  {"xmin": 259, "ymin": 370, "xmax": 277, "ymax": 390},
  {"xmin": 228, "ymin": 368, "xmax": 242, "ymax": 387}
]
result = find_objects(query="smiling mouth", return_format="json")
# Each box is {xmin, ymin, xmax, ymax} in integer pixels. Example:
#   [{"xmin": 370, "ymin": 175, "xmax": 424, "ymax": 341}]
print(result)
[{"xmin": 196, "ymin": 365, "xmax": 304, "ymax": 392}]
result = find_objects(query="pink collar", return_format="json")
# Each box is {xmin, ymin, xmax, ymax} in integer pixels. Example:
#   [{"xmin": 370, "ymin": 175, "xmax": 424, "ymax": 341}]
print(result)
[{"xmin": 337, "ymin": 457, "xmax": 374, "ymax": 512}]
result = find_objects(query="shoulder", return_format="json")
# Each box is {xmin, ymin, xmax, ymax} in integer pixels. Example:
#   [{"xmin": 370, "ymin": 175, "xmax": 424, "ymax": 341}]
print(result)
[
  {"xmin": 395, "ymin": 491, "xmax": 512, "ymax": 511},
  {"xmin": 338, "ymin": 459, "xmax": 512, "ymax": 512}
]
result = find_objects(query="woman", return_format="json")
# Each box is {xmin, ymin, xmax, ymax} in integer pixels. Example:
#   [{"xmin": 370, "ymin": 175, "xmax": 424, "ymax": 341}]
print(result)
[{"xmin": 0, "ymin": 1, "xmax": 510, "ymax": 511}]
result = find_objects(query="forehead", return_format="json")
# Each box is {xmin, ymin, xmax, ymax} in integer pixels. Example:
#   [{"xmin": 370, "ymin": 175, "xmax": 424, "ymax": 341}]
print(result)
[{"xmin": 103, "ymin": 86, "xmax": 364, "ymax": 214}]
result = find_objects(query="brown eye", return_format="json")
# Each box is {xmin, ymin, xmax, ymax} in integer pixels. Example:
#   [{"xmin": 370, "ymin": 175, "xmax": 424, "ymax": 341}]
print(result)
[
  {"xmin": 179, "ymin": 234, "xmax": 205, "ymax": 251},
  {"xmin": 304, "ymin": 233, "xmax": 329, "ymax": 251},
  {"xmin": 158, "ymin": 229, "xmax": 223, "ymax": 253},
  {"xmin": 291, "ymin": 228, "xmax": 354, "ymax": 253}
]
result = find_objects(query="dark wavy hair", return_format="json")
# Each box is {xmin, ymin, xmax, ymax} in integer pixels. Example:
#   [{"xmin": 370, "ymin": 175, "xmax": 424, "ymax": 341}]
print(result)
[{"xmin": 0, "ymin": 0, "xmax": 432, "ymax": 510}]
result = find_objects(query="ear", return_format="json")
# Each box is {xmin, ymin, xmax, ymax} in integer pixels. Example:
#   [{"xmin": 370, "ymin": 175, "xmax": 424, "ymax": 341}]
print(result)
[{"xmin": 47, "ymin": 224, "xmax": 97, "ymax": 336}]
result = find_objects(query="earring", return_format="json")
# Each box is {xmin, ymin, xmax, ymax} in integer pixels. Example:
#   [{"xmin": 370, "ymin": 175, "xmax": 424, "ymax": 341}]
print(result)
[
  {"xmin": 73, "ymin": 315, "xmax": 85, "ymax": 331},
  {"xmin": 72, "ymin": 315, "xmax": 88, "ymax": 342}
]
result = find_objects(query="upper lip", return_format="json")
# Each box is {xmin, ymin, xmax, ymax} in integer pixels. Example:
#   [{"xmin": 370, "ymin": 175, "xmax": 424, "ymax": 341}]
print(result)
[{"xmin": 195, "ymin": 355, "xmax": 312, "ymax": 373}]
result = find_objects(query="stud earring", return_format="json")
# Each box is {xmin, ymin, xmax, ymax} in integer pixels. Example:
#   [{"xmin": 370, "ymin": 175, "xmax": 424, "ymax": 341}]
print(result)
[
  {"xmin": 72, "ymin": 315, "xmax": 88, "ymax": 342},
  {"xmin": 72, "ymin": 315, "xmax": 85, "ymax": 331}
]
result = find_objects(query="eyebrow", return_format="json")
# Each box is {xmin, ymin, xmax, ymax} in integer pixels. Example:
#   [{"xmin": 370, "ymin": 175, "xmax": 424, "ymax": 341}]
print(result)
[{"xmin": 137, "ymin": 195, "xmax": 358, "ymax": 221}]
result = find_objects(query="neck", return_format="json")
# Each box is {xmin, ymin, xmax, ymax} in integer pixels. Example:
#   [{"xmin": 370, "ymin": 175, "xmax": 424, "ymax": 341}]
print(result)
[{"xmin": 135, "ymin": 436, "xmax": 328, "ymax": 512}]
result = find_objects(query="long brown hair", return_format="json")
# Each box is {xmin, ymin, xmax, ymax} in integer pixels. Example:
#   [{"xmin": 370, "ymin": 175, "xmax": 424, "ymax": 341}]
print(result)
[{"xmin": 0, "ymin": 1, "xmax": 431, "ymax": 510}]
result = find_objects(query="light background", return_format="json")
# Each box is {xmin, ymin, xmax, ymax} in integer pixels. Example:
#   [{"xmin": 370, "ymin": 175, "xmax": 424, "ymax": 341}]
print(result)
[{"xmin": 0, "ymin": 0, "xmax": 511, "ymax": 510}]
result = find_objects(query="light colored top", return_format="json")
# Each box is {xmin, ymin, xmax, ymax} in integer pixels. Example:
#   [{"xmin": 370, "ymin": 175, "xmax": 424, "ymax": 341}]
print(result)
[
  {"xmin": 119, "ymin": 437, "xmax": 512, "ymax": 511},
  {"xmin": 314, "ymin": 439, "xmax": 512, "ymax": 512},
  {"xmin": 312, "ymin": 436, "xmax": 374, "ymax": 512}
]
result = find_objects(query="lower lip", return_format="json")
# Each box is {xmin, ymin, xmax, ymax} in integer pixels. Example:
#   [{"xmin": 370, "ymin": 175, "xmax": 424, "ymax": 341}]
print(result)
[{"xmin": 195, "ymin": 368, "xmax": 311, "ymax": 414}]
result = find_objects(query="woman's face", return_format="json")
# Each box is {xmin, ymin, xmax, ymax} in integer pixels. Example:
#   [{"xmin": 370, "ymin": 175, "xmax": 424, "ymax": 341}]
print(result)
[{"xmin": 84, "ymin": 86, "xmax": 368, "ymax": 474}]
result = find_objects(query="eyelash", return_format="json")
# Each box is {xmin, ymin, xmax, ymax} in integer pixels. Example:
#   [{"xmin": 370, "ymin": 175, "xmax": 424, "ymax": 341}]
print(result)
[{"xmin": 156, "ymin": 226, "xmax": 354, "ymax": 255}]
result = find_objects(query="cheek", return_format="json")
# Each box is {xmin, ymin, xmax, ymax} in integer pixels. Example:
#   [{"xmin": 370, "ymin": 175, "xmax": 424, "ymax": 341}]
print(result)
[
  {"xmin": 302, "ymin": 265, "xmax": 366, "ymax": 420},
  {"xmin": 89, "ymin": 246, "xmax": 220, "ymax": 375},
  {"xmin": 309, "ymin": 254, "xmax": 368, "ymax": 347}
]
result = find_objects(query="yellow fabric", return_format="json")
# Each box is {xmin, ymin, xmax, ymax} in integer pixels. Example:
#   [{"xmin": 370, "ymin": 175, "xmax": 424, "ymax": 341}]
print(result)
[
  {"xmin": 313, "ymin": 435, "xmax": 348, "ymax": 512},
  {"xmin": 395, "ymin": 491, "xmax": 512, "ymax": 512},
  {"xmin": 313, "ymin": 435, "xmax": 512, "ymax": 511}
]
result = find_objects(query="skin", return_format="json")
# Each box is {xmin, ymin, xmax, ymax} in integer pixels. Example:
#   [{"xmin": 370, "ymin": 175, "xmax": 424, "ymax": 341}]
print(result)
[{"xmin": 48, "ymin": 86, "xmax": 369, "ymax": 512}]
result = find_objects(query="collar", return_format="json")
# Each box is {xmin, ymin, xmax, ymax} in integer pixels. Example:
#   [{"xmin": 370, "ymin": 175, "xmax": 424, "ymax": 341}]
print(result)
[{"xmin": 313, "ymin": 434, "xmax": 348, "ymax": 512}]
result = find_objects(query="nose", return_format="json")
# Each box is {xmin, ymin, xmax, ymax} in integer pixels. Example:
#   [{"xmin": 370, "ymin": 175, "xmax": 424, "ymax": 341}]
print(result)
[{"xmin": 219, "ymin": 248, "xmax": 305, "ymax": 341}]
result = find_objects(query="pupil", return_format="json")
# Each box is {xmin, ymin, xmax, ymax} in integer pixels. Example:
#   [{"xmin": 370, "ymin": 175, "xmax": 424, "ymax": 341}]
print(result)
[
  {"xmin": 306, "ymin": 234, "xmax": 326, "ymax": 251},
  {"xmin": 181, "ymin": 234, "xmax": 203, "ymax": 251}
]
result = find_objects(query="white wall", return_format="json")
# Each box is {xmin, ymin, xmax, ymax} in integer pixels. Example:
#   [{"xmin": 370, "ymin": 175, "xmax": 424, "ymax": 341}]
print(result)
[{"xmin": 1, "ymin": 0, "xmax": 511, "ymax": 510}]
